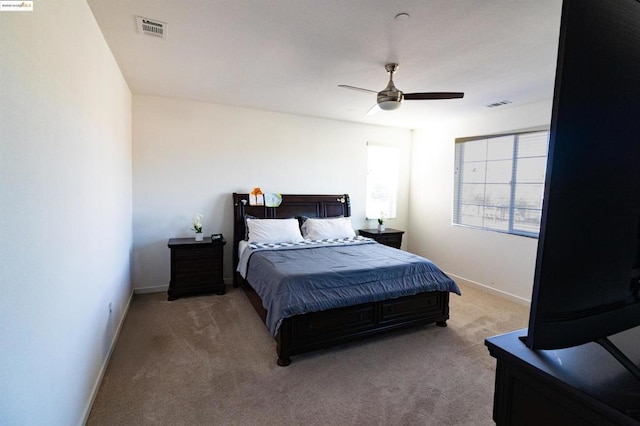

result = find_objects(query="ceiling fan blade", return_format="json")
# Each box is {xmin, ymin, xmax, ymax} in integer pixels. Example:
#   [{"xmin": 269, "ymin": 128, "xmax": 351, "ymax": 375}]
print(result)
[
  {"xmin": 366, "ymin": 104, "xmax": 381, "ymax": 116},
  {"xmin": 338, "ymin": 84, "xmax": 378, "ymax": 94},
  {"xmin": 403, "ymin": 92, "xmax": 464, "ymax": 100}
]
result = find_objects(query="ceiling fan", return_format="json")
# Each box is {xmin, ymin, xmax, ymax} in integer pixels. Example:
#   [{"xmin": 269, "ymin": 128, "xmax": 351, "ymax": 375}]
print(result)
[{"xmin": 339, "ymin": 63, "xmax": 464, "ymax": 113}]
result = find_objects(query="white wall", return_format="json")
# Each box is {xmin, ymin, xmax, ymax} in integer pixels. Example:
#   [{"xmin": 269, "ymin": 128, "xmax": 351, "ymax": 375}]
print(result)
[
  {"xmin": 408, "ymin": 100, "xmax": 553, "ymax": 303},
  {"xmin": 0, "ymin": 2, "xmax": 132, "ymax": 425},
  {"xmin": 133, "ymin": 95, "xmax": 412, "ymax": 291}
]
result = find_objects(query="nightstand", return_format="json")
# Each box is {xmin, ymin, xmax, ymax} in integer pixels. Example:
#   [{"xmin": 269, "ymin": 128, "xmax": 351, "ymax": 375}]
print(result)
[
  {"xmin": 167, "ymin": 236, "xmax": 226, "ymax": 300},
  {"xmin": 359, "ymin": 228, "xmax": 404, "ymax": 249}
]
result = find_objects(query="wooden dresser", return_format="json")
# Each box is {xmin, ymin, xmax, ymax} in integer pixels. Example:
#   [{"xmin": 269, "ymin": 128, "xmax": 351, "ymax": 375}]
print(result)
[
  {"xmin": 359, "ymin": 228, "xmax": 404, "ymax": 249},
  {"xmin": 485, "ymin": 328, "xmax": 640, "ymax": 425},
  {"xmin": 167, "ymin": 236, "xmax": 226, "ymax": 300}
]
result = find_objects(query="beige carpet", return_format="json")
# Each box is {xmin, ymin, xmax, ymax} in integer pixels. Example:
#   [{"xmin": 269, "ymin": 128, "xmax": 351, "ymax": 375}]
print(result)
[{"xmin": 87, "ymin": 283, "xmax": 529, "ymax": 425}]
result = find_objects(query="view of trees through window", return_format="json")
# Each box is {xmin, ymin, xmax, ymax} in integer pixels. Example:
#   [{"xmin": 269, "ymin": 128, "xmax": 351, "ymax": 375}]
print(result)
[{"xmin": 453, "ymin": 130, "xmax": 549, "ymax": 237}]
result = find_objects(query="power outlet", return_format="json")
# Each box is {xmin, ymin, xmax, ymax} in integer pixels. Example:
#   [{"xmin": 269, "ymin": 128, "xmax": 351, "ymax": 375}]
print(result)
[{"xmin": 108, "ymin": 302, "xmax": 112, "ymax": 314}]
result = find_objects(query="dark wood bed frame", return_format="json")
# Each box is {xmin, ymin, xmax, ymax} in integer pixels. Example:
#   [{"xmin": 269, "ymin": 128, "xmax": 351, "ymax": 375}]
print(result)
[{"xmin": 232, "ymin": 193, "xmax": 450, "ymax": 366}]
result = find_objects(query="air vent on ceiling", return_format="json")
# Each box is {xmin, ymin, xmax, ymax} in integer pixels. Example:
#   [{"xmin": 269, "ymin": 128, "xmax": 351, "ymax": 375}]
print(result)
[
  {"xmin": 486, "ymin": 100, "xmax": 512, "ymax": 108},
  {"xmin": 135, "ymin": 16, "xmax": 167, "ymax": 39}
]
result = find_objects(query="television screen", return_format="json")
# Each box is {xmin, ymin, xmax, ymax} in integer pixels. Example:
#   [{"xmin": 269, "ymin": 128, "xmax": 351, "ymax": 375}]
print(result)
[{"xmin": 526, "ymin": 0, "xmax": 640, "ymax": 350}]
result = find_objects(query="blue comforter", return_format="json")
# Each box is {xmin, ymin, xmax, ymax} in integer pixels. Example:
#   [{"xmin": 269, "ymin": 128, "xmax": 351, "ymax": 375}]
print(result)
[{"xmin": 238, "ymin": 238, "xmax": 460, "ymax": 336}]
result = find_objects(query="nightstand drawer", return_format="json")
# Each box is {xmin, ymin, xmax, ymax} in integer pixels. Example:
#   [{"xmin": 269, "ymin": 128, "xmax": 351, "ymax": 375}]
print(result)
[
  {"xmin": 173, "ymin": 246, "xmax": 220, "ymax": 259},
  {"xmin": 173, "ymin": 268, "xmax": 220, "ymax": 282},
  {"xmin": 174, "ymin": 257, "xmax": 221, "ymax": 273},
  {"xmin": 358, "ymin": 228, "xmax": 404, "ymax": 249},
  {"xmin": 172, "ymin": 272, "xmax": 218, "ymax": 284},
  {"xmin": 374, "ymin": 234, "xmax": 401, "ymax": 246}
]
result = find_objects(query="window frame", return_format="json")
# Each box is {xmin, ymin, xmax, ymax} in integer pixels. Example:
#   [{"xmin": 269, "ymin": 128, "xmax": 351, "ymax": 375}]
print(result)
[{"xmin": 453, "ymin": 128, "xmax": 549, "ymax": 238}]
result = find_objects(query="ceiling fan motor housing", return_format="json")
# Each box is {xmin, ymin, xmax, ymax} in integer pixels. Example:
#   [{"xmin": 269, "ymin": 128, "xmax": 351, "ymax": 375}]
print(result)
[
  {"xmin": 377, "ymin": 90, "xmax": 403, "ymax": 109},
  {"xmin": 377, "ymin": 63, "xmax": 403, "ymax": 110}
]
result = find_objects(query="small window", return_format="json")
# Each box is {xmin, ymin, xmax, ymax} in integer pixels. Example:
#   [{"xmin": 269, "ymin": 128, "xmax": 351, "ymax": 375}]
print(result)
[
  {"xmin": 366, "ymin": 143, "xmax": 398, "ymax": 220},
  {"xmin": 453, "ymin": 130, "xmax": 549, "ymax": 237}
]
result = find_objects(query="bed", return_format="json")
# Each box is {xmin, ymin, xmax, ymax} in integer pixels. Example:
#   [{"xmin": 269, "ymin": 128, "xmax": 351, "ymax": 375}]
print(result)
[{"xmin": 232, "ymin": 193, "xmax": 460, "ymax": 366}]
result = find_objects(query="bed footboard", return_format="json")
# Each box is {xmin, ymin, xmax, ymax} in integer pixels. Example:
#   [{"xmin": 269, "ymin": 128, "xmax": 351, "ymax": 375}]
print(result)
[
  {"xmin": 275, "ymin": 291, "xmax": 449, "ymax": 366},
  {"xmin": 236, "ymin": 271, "xmax": 450, "ymax": 366}
]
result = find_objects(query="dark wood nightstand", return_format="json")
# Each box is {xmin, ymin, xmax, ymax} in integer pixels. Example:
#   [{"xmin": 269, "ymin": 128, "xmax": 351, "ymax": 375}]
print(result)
[
  {"xmin": 359, "ymin": 228, "xmax": 404, "ymax": 249},
  {"xmin": 167, "ymin": 236, "xmax": 226, "ymax": 300}
]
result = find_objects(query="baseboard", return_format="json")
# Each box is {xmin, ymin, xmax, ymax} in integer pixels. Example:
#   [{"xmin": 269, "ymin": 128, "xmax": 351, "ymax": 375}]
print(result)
[
  {"xmin": 133, "ymin": 278, "xmax": 234, "ymax": 295},
  {"xmin": 79, "ymin": 289, "xmax": 134, "ymax": 426},
  {"xmin": 447, "ymin": 272, "xmax": 531, "ymax": 306},
  {"xmin": 134, "ymin": 284, "xmax": 168, "ymax": 294}
]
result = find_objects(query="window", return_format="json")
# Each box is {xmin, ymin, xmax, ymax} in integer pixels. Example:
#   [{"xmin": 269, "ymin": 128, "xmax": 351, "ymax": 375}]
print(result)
[
  {"xmin": 366, "ymin": 143, "xmax": 398, "ymax": 220},
  {"xmin": 453, "ymin": 130, "xmax": 549, "ymax": 237}
]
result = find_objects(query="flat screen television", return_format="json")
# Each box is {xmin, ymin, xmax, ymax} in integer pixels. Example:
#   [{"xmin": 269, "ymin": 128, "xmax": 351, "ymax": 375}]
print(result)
[{"xmin": 526, "ymin": 0, "xmax": 640, "ymax": 366}]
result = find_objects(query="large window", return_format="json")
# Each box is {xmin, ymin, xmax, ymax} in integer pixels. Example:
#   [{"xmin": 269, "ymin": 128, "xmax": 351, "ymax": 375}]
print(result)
[
  {"xmin": 366, "ymin": 143, "xmax": 398, "ymax": 220},
  {"xmin": 453, "ymin": 130, "xmax": 549, "ymax": 237}
]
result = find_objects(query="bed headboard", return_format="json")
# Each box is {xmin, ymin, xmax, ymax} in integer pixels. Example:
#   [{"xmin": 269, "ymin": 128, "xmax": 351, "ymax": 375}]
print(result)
[{"xmin": 232, "ymin": 193, "xmax": 351, "ymax": 272}]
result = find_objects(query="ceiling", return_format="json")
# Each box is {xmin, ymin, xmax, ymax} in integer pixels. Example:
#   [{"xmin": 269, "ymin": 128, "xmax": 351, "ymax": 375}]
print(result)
[{"xmin": 87, "ymin": 0, "xmax": 563, "ymax": 129}]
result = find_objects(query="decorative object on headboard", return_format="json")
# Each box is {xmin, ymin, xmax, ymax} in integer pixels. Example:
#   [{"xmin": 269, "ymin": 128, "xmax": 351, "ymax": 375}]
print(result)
[
  {"xmin": 249, "ymin": 187, "xmax": 264, "ymax": 206},
  {"xmin": 264, "ymin": 193, "xmax": 282, "ymax": 207}
]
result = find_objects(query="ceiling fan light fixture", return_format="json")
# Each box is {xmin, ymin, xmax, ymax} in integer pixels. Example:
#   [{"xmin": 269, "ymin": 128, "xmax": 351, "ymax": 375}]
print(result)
[{"xmin": 378, "ymin": 100, "xmax": 402, "ymax": 111}]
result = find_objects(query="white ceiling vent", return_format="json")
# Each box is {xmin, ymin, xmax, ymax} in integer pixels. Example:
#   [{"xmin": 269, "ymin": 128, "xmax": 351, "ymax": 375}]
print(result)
[
  {"xmin": 135, "ymin": 16, "xmax": 167, "ymax": 39},
  {"xmin": 485, "ymin": 100, "xmax": 512, "ymax": 108}
]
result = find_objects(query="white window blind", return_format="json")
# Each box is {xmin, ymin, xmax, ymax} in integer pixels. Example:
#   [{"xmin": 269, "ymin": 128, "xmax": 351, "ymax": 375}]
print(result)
[
  {"xmin": 366, "ymin": 143, "xmax": 398, "ymax": 220},
  {"xmin": 453, "ymin": 130, "xmax": 549, "ymax": 237}
]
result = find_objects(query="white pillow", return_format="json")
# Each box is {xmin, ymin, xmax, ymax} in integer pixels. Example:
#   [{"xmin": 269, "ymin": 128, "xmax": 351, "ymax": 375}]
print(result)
[
  {"xmin": 301, "ymin": 217, "xmax": 356, "ymax": 240},
  {"xmin": 246, "ymin": 218, "xmax": 304, "ymax": 244}
]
